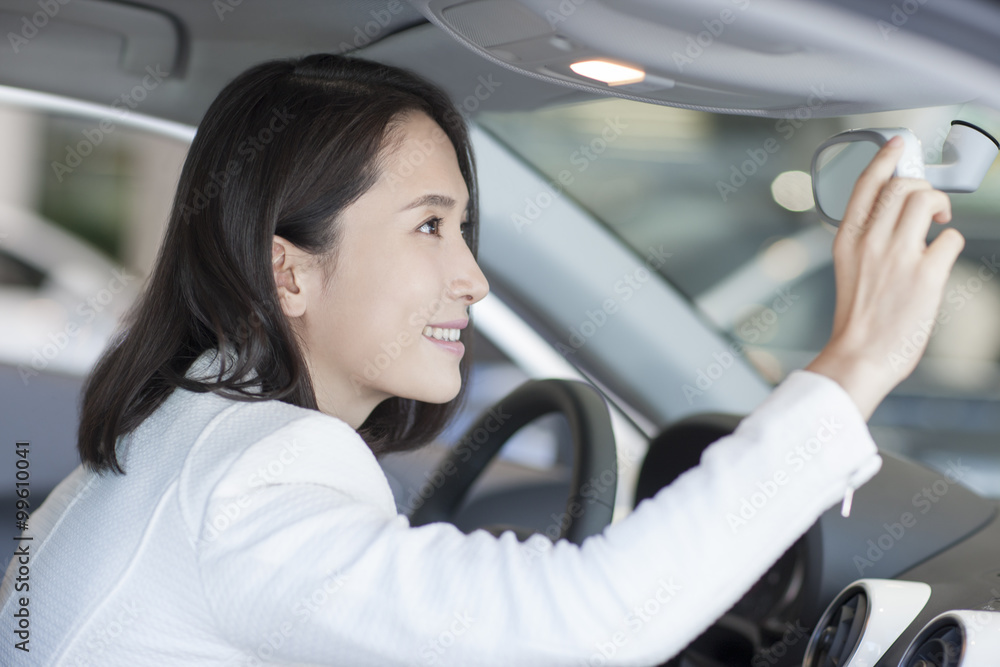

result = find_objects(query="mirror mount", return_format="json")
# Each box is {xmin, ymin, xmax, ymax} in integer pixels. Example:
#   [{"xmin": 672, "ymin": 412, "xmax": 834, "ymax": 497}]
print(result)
[
  {"xmin": 811, "ymin": 119, "xmax": 998, "ymax": 226},
  {"xmin": 924, "ymin": 121, "xmax": 1000, "ymax": 193}
]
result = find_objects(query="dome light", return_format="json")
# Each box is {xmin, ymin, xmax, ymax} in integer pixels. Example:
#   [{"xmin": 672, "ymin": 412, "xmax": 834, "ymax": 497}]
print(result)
[{"xmin": 569, "ymin": 60, "xmax": 645, "ymax": 86}]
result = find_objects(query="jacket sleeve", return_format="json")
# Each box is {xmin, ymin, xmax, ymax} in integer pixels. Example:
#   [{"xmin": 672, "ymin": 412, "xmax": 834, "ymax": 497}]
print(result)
[{"xmin": 194, "ymin": 369, "xmax": 881, "ymax": 666}]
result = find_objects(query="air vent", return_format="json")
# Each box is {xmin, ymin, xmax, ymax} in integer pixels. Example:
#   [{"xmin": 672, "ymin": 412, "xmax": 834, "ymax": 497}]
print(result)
[
  {"xmin": 903, "ymin": 621, "xmax": 964, "ymax": 667},
  {"xmin": 804, "ymin": 580, "xmax": 931, "ymax": 667},
  {"xmin": 810, "ymin": 589, "xmax": 868, "ymax": 666},
  {"xmin": 900, "ymin": 610, "xmax": 1000, "ymax": 666}
]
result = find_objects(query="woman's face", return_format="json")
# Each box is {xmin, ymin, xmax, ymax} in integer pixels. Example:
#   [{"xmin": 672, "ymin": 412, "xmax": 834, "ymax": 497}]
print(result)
[{"xmin": 273, "ymin": 111, "xmax": 489, "ymax": 427}]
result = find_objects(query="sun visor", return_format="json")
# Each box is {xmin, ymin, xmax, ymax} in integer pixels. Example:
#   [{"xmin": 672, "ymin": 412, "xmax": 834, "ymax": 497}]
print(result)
[{"xmin": 0, "ymin": 0, "xmax": 181, "ymax": 105}]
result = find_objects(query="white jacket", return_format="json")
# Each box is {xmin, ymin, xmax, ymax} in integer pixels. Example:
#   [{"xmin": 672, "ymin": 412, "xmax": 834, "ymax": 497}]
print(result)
[{"xmin": 0, "ymin": 348, "xmax": 881, "ymax": 665}]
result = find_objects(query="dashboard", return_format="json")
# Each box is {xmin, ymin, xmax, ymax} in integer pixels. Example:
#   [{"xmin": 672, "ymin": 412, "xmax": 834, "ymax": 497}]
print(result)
[{"xmin": 634, "ymin": 414, "xmax": 1000, "ymax": 667}]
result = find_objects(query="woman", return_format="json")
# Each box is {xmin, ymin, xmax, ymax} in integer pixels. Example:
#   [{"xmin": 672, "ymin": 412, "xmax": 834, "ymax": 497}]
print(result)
[{"xmin": 0, "ymin": 53, "xmax": 962, "ymax": 665}]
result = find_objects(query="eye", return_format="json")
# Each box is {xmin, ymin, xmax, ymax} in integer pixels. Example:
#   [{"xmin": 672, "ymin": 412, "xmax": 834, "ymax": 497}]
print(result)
[
  {"xmin": 460, "ymin": 220, "xmax": 472, "ymax": 238},
  {"xmin": 417, "ymin": 216, "xmax": 442, "ymax": 235}
]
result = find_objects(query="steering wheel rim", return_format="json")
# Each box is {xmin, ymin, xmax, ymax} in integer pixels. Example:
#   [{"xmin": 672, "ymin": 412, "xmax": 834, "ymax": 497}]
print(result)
[{"xmin": 408, "ymin": 378, "xmax": 618, "ymax": 546}]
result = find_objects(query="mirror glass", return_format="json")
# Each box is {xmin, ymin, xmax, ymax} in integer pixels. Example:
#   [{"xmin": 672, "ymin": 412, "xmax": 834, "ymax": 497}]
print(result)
[{"xmin": 813, "ymin": 139, "xmax": 881, "ymax": 224}]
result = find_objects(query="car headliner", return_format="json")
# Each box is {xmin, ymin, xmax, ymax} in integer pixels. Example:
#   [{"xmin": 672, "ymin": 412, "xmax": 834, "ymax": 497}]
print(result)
[
  {"xmin": 0, "ymin": 0, "xmax": 596, "ymax": 126},
  {"xmin": 1, "ymin": 0, "xmax": 999, "ymax": 128}
]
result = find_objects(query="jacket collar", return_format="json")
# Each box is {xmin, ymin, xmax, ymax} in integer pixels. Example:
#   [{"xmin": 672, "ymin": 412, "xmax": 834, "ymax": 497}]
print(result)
[{"xmin": 184, "ymin": 346, "xmax": 261, "ymax": 394}]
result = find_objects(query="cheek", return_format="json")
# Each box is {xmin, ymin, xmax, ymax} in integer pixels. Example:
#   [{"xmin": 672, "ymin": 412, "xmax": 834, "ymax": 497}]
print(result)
[
  {"xmin": 338, "ymin": 266, "xmax": 431, "ymax": 346},
  {"xmin": 315, "ymin": 236, "xmax": 447, "ymax": 365}
]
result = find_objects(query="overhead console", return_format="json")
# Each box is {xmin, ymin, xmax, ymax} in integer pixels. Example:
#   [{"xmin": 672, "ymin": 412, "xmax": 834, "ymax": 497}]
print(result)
[{"xmin": 408, "ymin": 0, "xmax": 996, "ymax": 116}]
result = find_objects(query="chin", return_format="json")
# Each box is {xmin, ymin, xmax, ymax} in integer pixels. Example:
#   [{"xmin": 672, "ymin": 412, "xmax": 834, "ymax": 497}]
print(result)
[
  {"xmin": 414, "ymin": 385, "xmax": 461, "ymax": 405},
  {"xmin": 400, "ymin": 374, "xmax": 462, "ymax": 405}
]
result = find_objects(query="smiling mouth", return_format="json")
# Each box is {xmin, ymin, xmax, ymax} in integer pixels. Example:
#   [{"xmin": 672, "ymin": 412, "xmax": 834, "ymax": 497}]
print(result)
[{"xmin": 422, "ymin": 326, "xmax": 461, "ymax": 342}]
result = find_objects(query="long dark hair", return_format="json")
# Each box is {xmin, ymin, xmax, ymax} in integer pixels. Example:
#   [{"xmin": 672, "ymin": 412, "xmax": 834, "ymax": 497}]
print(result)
[{"xmin": 78, "ymin": 53, "xmax": 480, "ymax": 473}]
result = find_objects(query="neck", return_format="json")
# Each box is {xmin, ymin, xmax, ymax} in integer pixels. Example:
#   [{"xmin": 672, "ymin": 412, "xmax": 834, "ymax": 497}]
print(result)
[{"xmin": 305, "ymin": 361, "xmax": 390, "ymax": 429}]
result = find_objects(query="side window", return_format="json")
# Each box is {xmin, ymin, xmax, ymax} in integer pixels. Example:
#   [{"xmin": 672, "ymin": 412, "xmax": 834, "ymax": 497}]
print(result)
[{"xmin": 0, "ymin": 102, "xmax": 186, "ymax": 572}]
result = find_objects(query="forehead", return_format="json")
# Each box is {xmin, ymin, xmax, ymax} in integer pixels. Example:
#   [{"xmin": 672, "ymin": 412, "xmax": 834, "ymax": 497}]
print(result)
[{"xmin": 377, "ymin": 111, "xmax": 470, "ymax": 204}]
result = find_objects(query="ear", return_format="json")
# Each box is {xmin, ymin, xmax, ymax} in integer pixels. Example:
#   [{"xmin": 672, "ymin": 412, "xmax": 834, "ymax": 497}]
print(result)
[{"xmin": 272, "ymin": 235, "xmax": 308, "ymax": 318}]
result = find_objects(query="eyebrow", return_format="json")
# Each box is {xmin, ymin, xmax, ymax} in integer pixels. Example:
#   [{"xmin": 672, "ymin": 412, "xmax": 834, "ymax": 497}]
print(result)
[{"xmin": 400, "ymin": 193, "xmax": 466, "ymax": 212}]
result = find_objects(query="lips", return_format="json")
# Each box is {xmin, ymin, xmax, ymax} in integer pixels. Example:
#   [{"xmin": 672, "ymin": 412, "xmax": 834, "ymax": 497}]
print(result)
[
  {"xmin": 422, "ymin": 320, "xmax": 467, "ymax": 355},
  {"xmin": 426, "ymin": 319, "xmax": 469, "ymax": 330}
]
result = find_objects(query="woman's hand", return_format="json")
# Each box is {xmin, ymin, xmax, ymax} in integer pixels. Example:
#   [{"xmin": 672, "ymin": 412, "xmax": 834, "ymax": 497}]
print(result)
[{"xmin": 805, "ymin": 135, "xmax": 966, "ymax": 420}]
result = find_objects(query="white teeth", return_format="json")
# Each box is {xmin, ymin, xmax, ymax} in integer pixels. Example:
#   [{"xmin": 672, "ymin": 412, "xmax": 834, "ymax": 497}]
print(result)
[{"xmin": 423, "ymin": 326, "xmax": 461, "ymax": 342}]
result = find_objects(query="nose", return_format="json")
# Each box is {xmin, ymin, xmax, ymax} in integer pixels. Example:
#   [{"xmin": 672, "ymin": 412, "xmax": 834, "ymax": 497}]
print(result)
[{"xmin": 447, "ymin": 237, "xmax": 490, "ymax": 307}]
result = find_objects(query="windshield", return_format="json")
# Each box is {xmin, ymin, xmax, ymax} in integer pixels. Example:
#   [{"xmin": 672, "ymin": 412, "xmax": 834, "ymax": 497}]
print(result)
[{"xmin": 479, "ymin": 98, "xmax": 1000, "ymax": 495}]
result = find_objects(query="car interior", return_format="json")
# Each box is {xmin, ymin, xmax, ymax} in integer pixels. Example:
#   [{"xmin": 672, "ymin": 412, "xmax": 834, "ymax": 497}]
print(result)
[{"xmin": 3, "ymin": 1, "xmax": 1000, "ymax": 665}]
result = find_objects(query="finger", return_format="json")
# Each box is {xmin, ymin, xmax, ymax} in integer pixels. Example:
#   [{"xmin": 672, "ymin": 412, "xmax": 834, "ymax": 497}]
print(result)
[
  {"xmin": 923, "ymin": 227, "xmax": 965, "ymax": 279},
  {"xmin": 837, "ymin": 137, "xmax": 905, "ymax": 243},
  {"xmin": 862, "ymin": 178, "xmax": 934, "ymax": 248},
  {"xmin": 893, "ymin": 188, "xmax": 952, "ymax": 247}
]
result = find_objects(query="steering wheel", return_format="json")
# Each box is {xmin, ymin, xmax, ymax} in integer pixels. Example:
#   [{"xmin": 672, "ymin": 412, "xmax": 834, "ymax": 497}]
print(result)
[{"xmin": 409, "ymin": 378, "xmax": 618, "ymax": 546}]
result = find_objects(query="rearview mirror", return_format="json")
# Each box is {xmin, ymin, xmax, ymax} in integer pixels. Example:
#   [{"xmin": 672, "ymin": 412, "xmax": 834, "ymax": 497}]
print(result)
[{"xmin": 811, "ymin": 124, "xmax": 999, "ymax": 226}]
